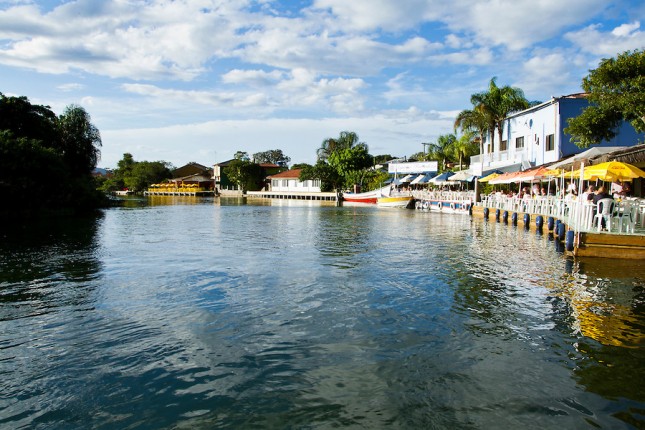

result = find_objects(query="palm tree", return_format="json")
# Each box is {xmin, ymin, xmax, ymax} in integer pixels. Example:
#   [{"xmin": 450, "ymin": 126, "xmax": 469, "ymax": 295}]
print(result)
[
  {"xmin": 471, "ymin": 77, "xmax": 530, "ymax": 151},
  {"xmin": 427, "ymin": 133, "xmax": 457, "ymax": 171},
  {"xmin": 317, "ymin": 131, "xmax": 362, "ymax": 161},
  {"xmin": 450, "ymin": 131, "xmax": 478, "ymax": 170},
  {"xmin": 454, "ymin": 105, "xmax": 491, "ymax": 157}
]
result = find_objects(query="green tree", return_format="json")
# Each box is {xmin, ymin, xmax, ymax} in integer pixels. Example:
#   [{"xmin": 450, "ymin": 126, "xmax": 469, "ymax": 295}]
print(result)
[
  {"xmin": 471, "ymin": 77, "xmax": 530, "ymax": 150},
  {"xmin": 427, "ymin": 134, "xmax": 457, "ymax": 171},
  {"xmin": 234, "ymin": 151, "xmax": 250, "ymax": 161},
  {"xmin": 317, "ymin": 131, "xmax": 360, "ymax": 161},
  {"xmin": 0, "ymin": 94, "xmax": 107, "ymax": 213},
  {"xmin": 123, "ymin": 161, "xmax": 172, "ymax": 192},
  {"xmin": 373, "ymin": 154, "xmax": 395, "ymax": 165},
  {"xmin": 454, "ymin": 105, "xmax": 491, "ymax": 156},
  {"xmin": 565, "ymin": 49, "xmax": 645, "ymax": 147},
  {"xmin": 299, "ymin": 161, "xmax": 342, "ymax": 192},
  {"xmin": 450, "ymin": 131, "xmax": 478, "ymax": 170},
  {"xmin": 0, "ymin": 92, "xmax": 58, "ymax": 147},
  {"xmin": 291, "ymin": 163, "xmax": 312, "ymax": 170},
  {"xmin": 252, "ymin": 149, "xmax": 291, "ymax": 166},
  {"xmin": 224, "ymin": 159, "xmax": 263, "ymax": 192},
  {"xmin": 57, "ymin": 104, "xmax": 101, "ymax": 176}
]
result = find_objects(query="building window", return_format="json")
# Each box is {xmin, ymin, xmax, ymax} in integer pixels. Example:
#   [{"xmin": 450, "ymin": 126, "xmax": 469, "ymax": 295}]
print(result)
[
  {"xmin": 515, "ymin": 136, "xmax": 524, "ymax": 149},
  {"xmin": 500, "ymin": 140, "xmax": 507, "ymax": 151},
  {"xmin": 546, "ymin": 134, "xmax": 554, "ymax": 151}
]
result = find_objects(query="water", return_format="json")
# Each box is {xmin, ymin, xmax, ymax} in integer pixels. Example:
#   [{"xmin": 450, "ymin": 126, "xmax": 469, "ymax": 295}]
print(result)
[{"xmin": 1, "ymin": 197, "xmax": 644, "ymax": 429}]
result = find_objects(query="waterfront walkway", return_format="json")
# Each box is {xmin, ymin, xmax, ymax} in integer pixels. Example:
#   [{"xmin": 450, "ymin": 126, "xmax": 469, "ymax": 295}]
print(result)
[{"xmin": 475, "ymin": 194, "xmax": 645, "ymax": 258}]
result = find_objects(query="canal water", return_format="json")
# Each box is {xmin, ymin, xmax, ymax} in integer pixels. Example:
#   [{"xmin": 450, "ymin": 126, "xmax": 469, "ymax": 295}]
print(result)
[{"xmin": 1, "ymin": 197, "xmax": 644, "ymax": 429}]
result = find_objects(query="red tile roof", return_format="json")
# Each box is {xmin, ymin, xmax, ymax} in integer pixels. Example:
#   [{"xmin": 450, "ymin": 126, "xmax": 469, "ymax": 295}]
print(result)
[{"xmin": 268, "ymin": 169, "xmax": 302, "ymax": 179}]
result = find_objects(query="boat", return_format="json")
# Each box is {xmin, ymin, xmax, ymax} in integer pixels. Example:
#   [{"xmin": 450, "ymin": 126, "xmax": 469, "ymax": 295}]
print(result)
[
  {"xmin": 342, "ymin": 185, "xmax": 391, "ymax": 204},
  {"xmin": 377, "ymin": 195, "xmax": 414, "ymax": 208}
]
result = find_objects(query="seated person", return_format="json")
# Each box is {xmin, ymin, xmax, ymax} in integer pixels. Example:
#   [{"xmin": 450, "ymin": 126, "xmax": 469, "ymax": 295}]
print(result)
[
  {"xmin": 619, "ymin": 182, "xmax": 632, "ymax": 197},
  {"xmin": 581, "ymin": 185, "xmax": 595, "ymax": 202},
  {"xmin": 592, "ymin": 186, "xmax": 612, "ymax": 204}
]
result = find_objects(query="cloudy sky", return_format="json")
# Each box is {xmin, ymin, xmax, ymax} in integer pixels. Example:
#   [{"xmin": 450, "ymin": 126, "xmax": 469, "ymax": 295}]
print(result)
[{"xmin": 1, "ymin": 0, "xmax": 643, "ymax": 168}]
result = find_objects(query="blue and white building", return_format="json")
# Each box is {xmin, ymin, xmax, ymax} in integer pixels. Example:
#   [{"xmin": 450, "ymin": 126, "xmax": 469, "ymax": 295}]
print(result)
[{"xmin": 470, "ymin": 93, "xmax": 644, "ymax": 174}]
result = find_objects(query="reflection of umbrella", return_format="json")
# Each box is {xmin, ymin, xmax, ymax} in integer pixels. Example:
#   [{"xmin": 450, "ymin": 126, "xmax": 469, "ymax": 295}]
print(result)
[{"xmin": 580, "ymin": 161, "xmax": 645, "ymax": 182}]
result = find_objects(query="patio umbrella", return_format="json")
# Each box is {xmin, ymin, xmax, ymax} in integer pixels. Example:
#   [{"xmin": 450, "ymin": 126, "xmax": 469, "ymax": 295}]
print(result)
[
  {"xmin": 479, "ymin": 172, "xmax": 499, "ymax": 183},
  {"xmin": 581, "ymin": 161, "xmax": 645, "ymax": 182}
]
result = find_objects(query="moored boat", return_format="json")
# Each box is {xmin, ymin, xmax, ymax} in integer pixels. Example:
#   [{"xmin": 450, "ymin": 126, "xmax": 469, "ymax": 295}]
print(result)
[
  {"xmin": 377, "ymin": 195, "xmax": 414, "ymax": 208},
  {"xmin": 342, "ymin": 185, "xmax": 391, "ymax": 204}
]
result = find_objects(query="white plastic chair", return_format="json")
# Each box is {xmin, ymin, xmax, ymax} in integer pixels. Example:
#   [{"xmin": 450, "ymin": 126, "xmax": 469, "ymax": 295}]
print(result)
[
  {"xmin": 593, "ymin": 198, "xmax": 615, "ymax": 232},
  {"xmin": 614, "ymin": 200, "xmax": 639, "ymax": 233}
]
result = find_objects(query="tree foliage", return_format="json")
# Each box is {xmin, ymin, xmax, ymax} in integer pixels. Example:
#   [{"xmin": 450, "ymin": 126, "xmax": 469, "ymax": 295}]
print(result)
[
  {"xmin": 224, "ymin": 159, "xmax": 264, "ymax": 192},
  {"xmin": 426, "ymin": 134, "xmax": 457, "ymax": 171},
  {"xmin": 58, "ymin": 104, "xmax": 102, "ymax": 176},
  {"xmin": 0, "ymin": 93, "xmax": 106, "ymax": 213},
  {"xmin": 471, "ymin": 77, "xmax": 531, "ymax": 150},
  {"xmin": 317, "ymin": 131, "xmax": 360, "ymax": 161},
  {"xmin": 252, "ymin": 149, "xmax": 291, "ymax": 166},
  {"xmin": 299, "ymin": 161, "xmax": 342, "ymax": 192},
  {"xmin": 101, "ymin": 153, "xmax": 172, "ymax": 193},
  {"xmin": 565, "ymin": 49, "xmax": 645, "ymax": 147}
]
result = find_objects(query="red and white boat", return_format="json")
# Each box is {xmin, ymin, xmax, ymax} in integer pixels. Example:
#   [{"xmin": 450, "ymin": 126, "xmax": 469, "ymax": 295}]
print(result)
[{"xmin": 342, "ymin": 186, "xmax": 391, "ymax": 204}]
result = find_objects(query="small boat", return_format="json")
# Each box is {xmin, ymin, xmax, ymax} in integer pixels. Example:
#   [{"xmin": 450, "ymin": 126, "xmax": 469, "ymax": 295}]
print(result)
[
  {"xmin": 342, "ymin": 185, "xmax": 391, "ymax": 204},
  {"xmin": 377, "ymin": 195, "xmax": 414, "ymax": 208}
]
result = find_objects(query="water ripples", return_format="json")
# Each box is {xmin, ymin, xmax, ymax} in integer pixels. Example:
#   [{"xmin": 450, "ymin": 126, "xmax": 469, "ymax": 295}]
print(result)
[{"xmin": 1, "ymin": 204, "xmax": 644, "ymax": 428}]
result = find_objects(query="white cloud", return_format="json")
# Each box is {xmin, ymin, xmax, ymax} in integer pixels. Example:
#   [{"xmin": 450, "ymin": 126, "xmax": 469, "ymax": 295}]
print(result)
[
  {"xmin": 56, "ymin": 83, "xmax": 85, "ymax": 92},
  {"xmin": 221, "ymin": 69, "xmax": 285, "ymax": 86},
  {"xmin": 445, "ymin": 0, "xmax": 609, "ymax": 50},
  {"xmin": 100, "ymin": 112, "xmax": 455, "ymax": 168},
  {"xmin": 515, "ymin": 52, "xmax": 584, "ymax": 97},
  {"xmin": 311, "ymin": 0, "xmax": 443, "ymax": 32},
  {"xmin": 565, "ymin": 21, "xmax": 644, "ymax": 56}
]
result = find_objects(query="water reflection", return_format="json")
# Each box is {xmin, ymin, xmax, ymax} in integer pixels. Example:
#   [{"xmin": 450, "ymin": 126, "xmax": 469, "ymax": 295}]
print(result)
[{"xmin": 1, "ymin": 203, "xmax": 644, "ymax": 428}]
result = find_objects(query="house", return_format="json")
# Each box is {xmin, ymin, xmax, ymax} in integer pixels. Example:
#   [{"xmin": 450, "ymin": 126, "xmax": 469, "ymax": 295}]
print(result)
[
  {"xmin": 169, "ymin": 162, "xmax": 214, "ymax": 190},
  {"xmin": 267, "ymin": 169, "xmax": 321, "ymax": 192},
  {"xmin": 470, "ymin": 93, "xmax": 645, "ymax": 174}
]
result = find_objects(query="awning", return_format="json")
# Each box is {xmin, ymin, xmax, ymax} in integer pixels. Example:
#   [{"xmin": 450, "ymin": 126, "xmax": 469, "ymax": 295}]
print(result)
[
  {"xmin": 410, "ymin": 174, "xmax": 429, "ymax": 184},
  {"xmin": 429, "ymin": 172, "xmax": 455, "ymax": 185},
  {"xmin": 479, "ymin": 172, "xmax": 500, "ymax": 183},
  {"xmin": 549, "ymin": 147, "xmax": 627, "ymax": 170},
  {"xmin": 398, "ymin": 174, "xmax": 415, "ymax": 183}
]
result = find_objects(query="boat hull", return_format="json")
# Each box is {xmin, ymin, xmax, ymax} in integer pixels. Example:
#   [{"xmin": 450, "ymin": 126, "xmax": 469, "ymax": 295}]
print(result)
[
  {"xmin": 342, "ymin": 185, "xmax": 391, "ymax": 205},
  {"xmin": 377, "ymin": 196, "xmax": 413, "ymax": 208}
]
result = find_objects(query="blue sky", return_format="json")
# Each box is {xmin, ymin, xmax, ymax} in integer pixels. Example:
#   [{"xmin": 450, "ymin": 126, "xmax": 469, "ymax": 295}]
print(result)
[{"xmin": 1, "ymin": 0, "xmax": 643, "ymax": 168}]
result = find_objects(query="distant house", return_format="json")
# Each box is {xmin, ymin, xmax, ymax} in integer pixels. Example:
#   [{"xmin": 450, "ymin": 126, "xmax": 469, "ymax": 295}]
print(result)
[
  {"xmin": 470, "ymin": 93, "xmax": 645, "ymax": 174},
  {"xmin": 172, "ymin": 162, "xmax": 212, "ymax": 179},
  {"xmin": 170, "ymin": 162, "xmax": 214, "ymax": 190},
  {"xmin": 213, "ymin": 160, "xmax": 286, "ymax": 194},
  {"xmin": 267, "ymin": 169, "xmax": 321, "ymax": 192}
]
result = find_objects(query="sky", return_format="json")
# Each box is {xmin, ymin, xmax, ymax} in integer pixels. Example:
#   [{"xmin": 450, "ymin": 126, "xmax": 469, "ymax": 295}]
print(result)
[{"xmin": 1, "ymin": 0, "xmax": 644, "ymax": 169}]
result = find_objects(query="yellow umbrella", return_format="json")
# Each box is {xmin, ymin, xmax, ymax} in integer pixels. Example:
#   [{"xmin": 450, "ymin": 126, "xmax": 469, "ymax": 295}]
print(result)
[
  {"xmin": 479, "ymin": 172, "xmax": 500, "ymax": 183},
  {"xmin": 582, "ymin": 161, "xmax": 645, "ymax": 182}
]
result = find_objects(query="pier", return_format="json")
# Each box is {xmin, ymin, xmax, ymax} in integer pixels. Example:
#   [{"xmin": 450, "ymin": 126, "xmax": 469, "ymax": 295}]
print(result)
[
  {"xmin": 246, "ymin": 191, "xmax": 339, "ymax": 201},
  {"xmin": 473, "ymin": 195, "xmax": 645, "ymax": 259}
]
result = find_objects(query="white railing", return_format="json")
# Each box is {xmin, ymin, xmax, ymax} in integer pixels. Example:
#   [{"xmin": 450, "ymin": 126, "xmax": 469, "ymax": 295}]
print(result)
[
  {"xmin": 412, "ymin": 190, "xmax": 475, "ymax": 202},
  {"xmin": 478, "ymin": 194, "xmax": 645, "ymax": 234}
]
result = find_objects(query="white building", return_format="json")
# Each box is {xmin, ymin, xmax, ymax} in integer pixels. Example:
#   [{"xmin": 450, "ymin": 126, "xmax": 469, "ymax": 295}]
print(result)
[
  {"xmin": 470, "ymin": 93, "xmax": 644, "ymax": 174},
  {"xmin": 268, "ymin": 169, "xmax": 321, "ymax": 192}
]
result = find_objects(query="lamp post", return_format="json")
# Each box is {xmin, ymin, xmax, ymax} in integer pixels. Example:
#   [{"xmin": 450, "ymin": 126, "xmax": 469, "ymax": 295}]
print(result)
[{"xmin": 421, "ymin": 142, "xmax": 431, "ymax": 157}]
